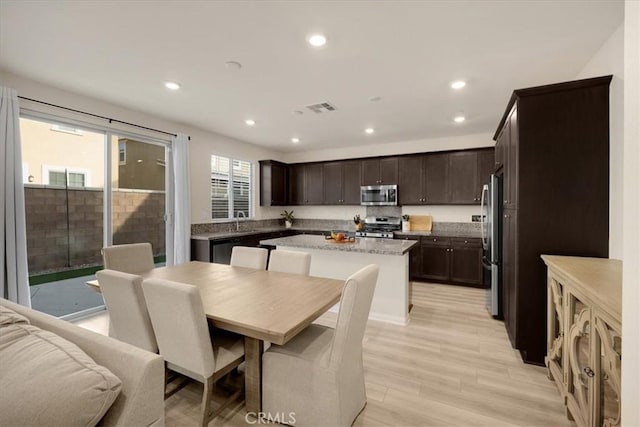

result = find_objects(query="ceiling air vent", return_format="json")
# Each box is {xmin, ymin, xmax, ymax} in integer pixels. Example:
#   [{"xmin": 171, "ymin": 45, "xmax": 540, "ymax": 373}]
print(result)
[{"xmin": 305, "ymin": 102, "xmax": 337, "ymax": 114}]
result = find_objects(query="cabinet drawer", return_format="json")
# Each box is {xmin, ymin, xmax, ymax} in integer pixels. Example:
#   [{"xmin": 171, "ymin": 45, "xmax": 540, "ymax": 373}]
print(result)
[
  {"xmin": 451, "ymin": 237, "xmax": 482, "ymax": 248},
  {"xmin": 421, "ymin": 236, "xmax": 451, "ymax": 246}
]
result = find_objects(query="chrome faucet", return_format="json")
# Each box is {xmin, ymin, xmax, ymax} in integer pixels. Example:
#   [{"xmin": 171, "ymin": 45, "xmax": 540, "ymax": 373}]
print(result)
[{"xmin": 236, "ymin": 211, "xmax": 246, "ymax": 231}]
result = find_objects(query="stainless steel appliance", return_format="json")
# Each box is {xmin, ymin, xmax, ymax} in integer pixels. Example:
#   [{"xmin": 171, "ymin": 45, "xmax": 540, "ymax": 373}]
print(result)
[
  {"xmin": 360, "ymin": 185, "xmax": 398, "ymax": 206},
  {"xmin": 481, "ymin": 174, "xmax": 502, "ymax": 318},
  {"xmin": 355, "ymin": 216, "xmax": 401, "ymax": 238}
]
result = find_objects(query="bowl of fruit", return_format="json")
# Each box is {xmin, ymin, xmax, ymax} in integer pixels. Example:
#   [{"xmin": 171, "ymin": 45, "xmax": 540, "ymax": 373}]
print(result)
[{"xmin": 325, "ymin": 230, "xmax": 356, "ymax": 243}]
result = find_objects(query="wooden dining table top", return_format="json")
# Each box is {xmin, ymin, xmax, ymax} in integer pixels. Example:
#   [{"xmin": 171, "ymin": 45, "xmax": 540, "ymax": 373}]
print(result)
[{"xmin": 93, "ymin": 261, "xmax": 345, "ymax": 346}]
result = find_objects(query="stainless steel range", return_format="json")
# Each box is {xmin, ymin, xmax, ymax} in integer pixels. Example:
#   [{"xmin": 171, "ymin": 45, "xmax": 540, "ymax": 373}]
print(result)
[{"xmin": 355, "ymin": 216, "xmax": 401, "ymax": 239}]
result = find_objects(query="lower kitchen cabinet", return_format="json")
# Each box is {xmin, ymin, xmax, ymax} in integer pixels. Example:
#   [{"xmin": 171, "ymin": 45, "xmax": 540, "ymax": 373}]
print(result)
[
  {"xmin": 190, "ymin": 230, "xmax": 296, "ymax": 264},
  {"xmin": 397, "ymin": 235, "xmax": 483, "ymax": 287}
]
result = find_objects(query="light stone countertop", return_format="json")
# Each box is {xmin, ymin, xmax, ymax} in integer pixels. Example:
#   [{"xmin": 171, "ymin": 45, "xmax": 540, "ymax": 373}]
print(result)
[{"xmin": 259, "ymin": 234, "xmax": 417, "ymax": 255}]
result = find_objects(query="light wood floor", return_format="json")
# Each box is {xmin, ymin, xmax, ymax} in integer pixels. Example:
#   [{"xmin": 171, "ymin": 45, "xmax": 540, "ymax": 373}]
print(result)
[{"xmin": 75, "ymin": 282, "xmax": 571, "ymax": 426}]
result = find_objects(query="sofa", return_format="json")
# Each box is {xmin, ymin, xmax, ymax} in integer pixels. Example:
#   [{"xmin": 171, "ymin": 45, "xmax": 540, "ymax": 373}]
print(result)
[{"xmin": 0, "ymin": 298, "xmax": 165, "ymax": 426}]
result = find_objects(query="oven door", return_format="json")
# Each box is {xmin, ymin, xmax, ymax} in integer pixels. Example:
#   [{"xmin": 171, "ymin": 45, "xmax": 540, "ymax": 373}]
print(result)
[{"xmin": 360, "ymin": 185, "xmax": 397, "ymax": 206}]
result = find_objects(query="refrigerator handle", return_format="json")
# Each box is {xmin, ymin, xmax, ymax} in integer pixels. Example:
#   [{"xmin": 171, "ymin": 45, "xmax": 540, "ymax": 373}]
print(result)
[{"xmin": 480, "ymin": 185, "xmax": 488, "ymax": 247}]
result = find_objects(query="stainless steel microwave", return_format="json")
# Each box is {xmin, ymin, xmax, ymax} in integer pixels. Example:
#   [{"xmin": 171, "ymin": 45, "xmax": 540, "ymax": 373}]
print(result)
[{"xmin": 360, "ymin": 185, "xmax": 398, "ymax": 206}]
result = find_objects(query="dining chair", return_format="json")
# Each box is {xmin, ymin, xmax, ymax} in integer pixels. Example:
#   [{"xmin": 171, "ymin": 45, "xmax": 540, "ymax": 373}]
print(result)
[
  {"xmin": 262, "ymin": 264, "xmax": 379, "ymax": 427},
  {"xmin": 141, "ymin": 278, "xmax": 245, "ymax": 427},
  {"xmin": 267, "ymin": 250, "xmax": 311, "ymax": 275},
  {"xmin": 102, "ymin": 242, "xmax": 154, "ymax": 274},
  {"xmin": 95, "ymin": 269, "xmax": 158, "ymax": 353},
  {"xmin": 230, "ymin": 246, "xmax": 268, "ymax": 270}
]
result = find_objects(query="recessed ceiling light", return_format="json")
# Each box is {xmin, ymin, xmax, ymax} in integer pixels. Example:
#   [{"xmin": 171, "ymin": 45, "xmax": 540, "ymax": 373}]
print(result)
[
  {"xmin": 225, "ymin": 61, "xmax": 242, "ymax": 70},
  {"xmin": 451, "ymin": 80, "xmax": 466, "ymax": 90},
  {"xmin": 245, "ymin": 119, "xmax": 256, "ymax": 126},
  {"xmin": 164, "ymin": 81, "xmax": 181, "ymax": 90},
  {"xmin": 453, "ymin": 115, "xmax": 466, "ymax": 123},
  {"xmin": 291, "ymin": 137, "xmax": 300, "ymax": 143},
  {"xmin": 308, "ymin": 34, "xmax": 327, "ymax": 47},
  {"xmin": 365, "ymin": 128, "xmax": 375, "ymax": 134}
]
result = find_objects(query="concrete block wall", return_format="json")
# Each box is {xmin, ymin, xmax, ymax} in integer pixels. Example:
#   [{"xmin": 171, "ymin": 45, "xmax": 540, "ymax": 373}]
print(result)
[{"xmin": 24, "ymin": 186, "xmax": 165, "ymax": 275}]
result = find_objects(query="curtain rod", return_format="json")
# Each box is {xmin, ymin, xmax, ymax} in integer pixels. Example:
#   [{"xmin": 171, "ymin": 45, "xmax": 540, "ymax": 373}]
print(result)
[{"xmin": 17, "ymin": 95, "xmax": 190, "ymax": 140}]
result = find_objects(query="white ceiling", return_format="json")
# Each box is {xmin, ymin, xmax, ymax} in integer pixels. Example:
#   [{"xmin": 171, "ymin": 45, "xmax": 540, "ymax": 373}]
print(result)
[{"xmin": 0, "ymin": 1, "xmax": 623, "ymax": 151}]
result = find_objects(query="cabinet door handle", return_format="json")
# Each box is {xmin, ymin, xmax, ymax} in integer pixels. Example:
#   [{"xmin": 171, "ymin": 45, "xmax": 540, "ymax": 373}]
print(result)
[{"xmin": 583, "ymin": 367, "xmax": 595, "ymax": 378}]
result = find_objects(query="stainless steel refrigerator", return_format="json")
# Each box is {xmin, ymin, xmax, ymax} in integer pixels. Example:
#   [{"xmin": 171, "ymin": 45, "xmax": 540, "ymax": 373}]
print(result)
[{"xmin": 481, "ymin": 174, "xmax": 502, "ymax": 318}]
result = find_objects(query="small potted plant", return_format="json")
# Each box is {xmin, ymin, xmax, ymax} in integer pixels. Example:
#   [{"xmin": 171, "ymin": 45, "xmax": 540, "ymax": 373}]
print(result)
[
  {"xmin": 402, "ymin": 214, "xmax": 411, "ymax": 232},
  {"xmin": 353, "ymin": 214, "xmax": 364, "ymax": 231},
  {"xmin": 281, "ymin": 210, "xmax": 295, "ymax": 228}
]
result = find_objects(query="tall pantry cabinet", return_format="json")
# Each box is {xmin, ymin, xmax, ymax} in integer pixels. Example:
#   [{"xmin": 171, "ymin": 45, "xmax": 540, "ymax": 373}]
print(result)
[{"xmin": 494, "ymin": 76, "xmax": 611, "ymax": 364}]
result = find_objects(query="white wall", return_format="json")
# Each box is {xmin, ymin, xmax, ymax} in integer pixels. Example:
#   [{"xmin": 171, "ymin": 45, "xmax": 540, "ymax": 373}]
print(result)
[
  {"xmin": 622, "ymin": 1, "xmax": 640, "ymax": 425},
  {"xmin": 281, "ymin": 132, "xmax": 494, "ymax": 222},
  {"xmin": 575, "ymin": 23, "xmax": 624, "ymax": 259},
  {"xmin": 0, "ymin": 70, "xmax": 284, "ymax": 224}
]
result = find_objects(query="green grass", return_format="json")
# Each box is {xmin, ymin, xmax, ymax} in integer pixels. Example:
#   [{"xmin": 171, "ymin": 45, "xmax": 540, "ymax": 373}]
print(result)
[{"xmin": 29, "ymin": 254, "xmax": 167, "ymax": 286}]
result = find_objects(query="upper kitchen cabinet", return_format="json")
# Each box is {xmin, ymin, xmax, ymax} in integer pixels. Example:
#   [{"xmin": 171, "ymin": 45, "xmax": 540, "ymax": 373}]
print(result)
[
  {"xmin": 449, "ymin": 151, "xmax": 477, "ymax": 204},
  {"xmin": 289, "ymin": 164, "xmax": 305, "ymax": 205},
  {"xmin": 495, "ymin": 123, "xmax": 508, "ymax": 172},
  {"xmin": 304, "ymin": 163, "xmax": 324, "ymax": 205},
  {"xmin": 423, "ymin": 153, "xmax": 449, "ymax": 204},
  {"xmin": 287, "ymin": 162, "xmax": 323, "ymax": 205},
  {"xmin": 362, "ymin": 157, "xmax": 398, "ymax": 186},
  {"xmin": 259, "ymin": 160, "xmax": 288, "ymax": 206},
  {"xmin": 323, "ymin": 160, "xmax": 362, "ymax": 205},
  {"xmin": 476, "ymin": 149, "xmax": 496, "ymax": 201},
  {"xmin": 494, "ymin": 75, "xmax": 611, "ymax": 364},
  {"xmin": 398, "ymin": 155, "xmax": 424, "ymax": 205},
  {"xmin": 398, "ymin": 148, "xmax": 495, "ymax": 206}
]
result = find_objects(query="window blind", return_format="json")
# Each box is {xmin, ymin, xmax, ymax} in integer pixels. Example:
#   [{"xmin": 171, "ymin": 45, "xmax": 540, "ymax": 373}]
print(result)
[{"xmin": 210, "ymin": 155, "xmax": 252, "ymax": 220}]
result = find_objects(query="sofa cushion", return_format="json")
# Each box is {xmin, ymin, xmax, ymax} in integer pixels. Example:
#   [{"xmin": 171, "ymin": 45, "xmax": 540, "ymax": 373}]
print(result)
[
  {"xmin": 0, "ymin": 323, "xmax": 123, "ymax": 427},
  {"xmin": 0, "ymin": 304, "xmax": 30, "ymax": 327}
]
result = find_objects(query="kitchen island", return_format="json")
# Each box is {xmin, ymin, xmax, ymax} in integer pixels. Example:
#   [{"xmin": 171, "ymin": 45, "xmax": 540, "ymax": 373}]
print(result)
[{"xmin": 260, "ymin": 234, "xmax": 417, "ymax": 325}]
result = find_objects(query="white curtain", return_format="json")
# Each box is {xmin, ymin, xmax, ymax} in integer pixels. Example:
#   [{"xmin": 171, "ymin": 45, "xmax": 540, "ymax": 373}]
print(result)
[
  {"xmin": 0, "ymin": 87, "xmax": 31, "ymax": 307},
  {"xmin": 169, "ymin": 133, "xmax": 191, "ymax": 265}
]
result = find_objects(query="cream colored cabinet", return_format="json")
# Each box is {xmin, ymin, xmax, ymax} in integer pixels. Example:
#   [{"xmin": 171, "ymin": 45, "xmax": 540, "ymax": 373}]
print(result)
[{"xmin": 542, "ymin": 255, "xmax": 622, "ymax": 427}]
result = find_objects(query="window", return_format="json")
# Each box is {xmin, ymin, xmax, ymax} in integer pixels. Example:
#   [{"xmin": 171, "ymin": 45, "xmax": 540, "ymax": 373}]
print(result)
[
  {"xmin": 43, "ymin": 165, "xmax": 89, "ymax": 187},
  {"xmin": 211, "ymin": 155, "xmax": 253, "ymax": 220},
  {"xmin": 118, "ymin": 141, "xmax": 126, "ymax": 165}
]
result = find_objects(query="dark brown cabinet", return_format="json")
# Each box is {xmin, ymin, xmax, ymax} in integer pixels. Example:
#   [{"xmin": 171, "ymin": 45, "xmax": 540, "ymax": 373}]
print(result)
[
  {"xmin": 361, "ymin": 157, "xmax": 398, "ymax": 185},
  {"xmin": 494, "ymin": 76, "xmax": 611, "ymax": 364},
  {"xmin": 287, "ymin": 163, "xmax": 324, "ymax": 205},
  {"xmin": 323, "ymin": 161, "xmax": 361, "ymax": 205},
  {"xmin": 260, "ymin": 148, "xmax": 493, "ymax": 207},
  {"xmin": 305, "ymin": 163, "xmax": 324, "ymax": 205},
  {"xmin": 502, "ymin": 208, "xmax": 517, "ymax": 346},
  {"xmin": 495, "ymin": 124, "xmax": 507, "ymax": 171},
  {"xmin": 399, "ymin": 235, "xmax": 483, "ymax": 286},
  {"xmin": 476, "ymin": 149, "xmax": 495, "ymax": 200},
  {"xmin": 398, "ymin": 156, "xmax": 424, "ymax": 205},
  {"xmin": 259, "ymin": 160, "xmax": 288, "ymax": 206},
  {"xmin": 424, "ymin": 153, "xmax": 449, "ymax": 204},
  {"xmin": 449, "ymin": 238, "xmax": 483, "ymax": 286},
  {"xmin": 289, "ymin": 164, "xmax": 305, "ymax": 205},
  {"xmin": 420, "ymin": 237, "xmax": 451, "ymax": 281},
  {"xmin": 449, "ymin": 151, "xmax": 477, "ymax": 204}
]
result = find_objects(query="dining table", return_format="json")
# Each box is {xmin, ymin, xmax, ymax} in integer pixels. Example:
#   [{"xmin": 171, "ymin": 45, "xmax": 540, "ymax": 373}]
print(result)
[{"xmin": 88, "ymin": 261, "xmax": 345, "ymax": 414}]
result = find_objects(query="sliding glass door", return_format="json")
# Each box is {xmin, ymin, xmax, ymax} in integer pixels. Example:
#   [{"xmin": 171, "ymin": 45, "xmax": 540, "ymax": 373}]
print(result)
[{"xmin": 20, "ymin": 116, "xmax": 170, "ymax": 318}]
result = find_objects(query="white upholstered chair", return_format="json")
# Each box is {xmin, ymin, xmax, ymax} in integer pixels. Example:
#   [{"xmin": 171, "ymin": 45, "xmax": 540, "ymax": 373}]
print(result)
[
  {"xmin": 230, "ymin": 246, "xmax": 268, "ymax": 270},
  {"xmin": 95, "ymin": 269, "xmax": 158, "ymax": 353},
  {"xmin": 142, "ymin": 278, "xmax": 245, "ymax": 427},
  {"xmin": 267, "ymin": 250, "xmax": 311, "ymax": 276},
  {"xmin": 102, "ymin": 243, "xmax": 154, "ymax": 274},
  {"xmin": 262, "ymin": 264, "xmax": 379, "ymax": 427}
]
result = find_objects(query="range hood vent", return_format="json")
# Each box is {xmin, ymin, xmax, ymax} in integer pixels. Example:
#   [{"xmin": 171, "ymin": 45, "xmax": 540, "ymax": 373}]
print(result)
[{"xmin": 305, "ymin": 102, "xmax": 337, "ymax": 114}]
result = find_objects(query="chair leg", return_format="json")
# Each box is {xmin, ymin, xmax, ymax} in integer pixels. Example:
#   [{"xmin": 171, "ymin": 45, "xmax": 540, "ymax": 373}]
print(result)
[{"xmin": 201, "ymin": 376, "xmax": 215, "ymax": 427}]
